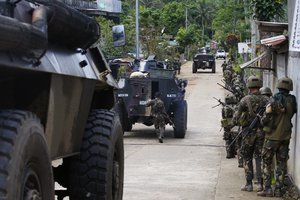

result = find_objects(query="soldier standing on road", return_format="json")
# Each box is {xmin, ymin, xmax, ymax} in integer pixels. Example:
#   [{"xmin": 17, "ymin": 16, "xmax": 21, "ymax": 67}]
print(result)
[
  {"xmin": 232, "ymin": 76, "xmax": 267, "ymax": 192},
  {"xmin": 251, "ymin": 86, "xmax": 273, "ymax": 192},
  {"xmin": 257, "ymin": 77, "xmax": 297, "ymax": 197},
  {"xmin": 221, "ymin": 94, "xmax": 237, "ymax": 159},
  {"xmin": 146, "ymin": 92, "xmax": 167, "ymax": 143}
]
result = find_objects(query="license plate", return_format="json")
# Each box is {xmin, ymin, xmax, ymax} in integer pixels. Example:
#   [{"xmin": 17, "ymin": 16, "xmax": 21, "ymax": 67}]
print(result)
[{"xmin": 139, "ymin": 101, "xmax": 147, "ymax": 105}]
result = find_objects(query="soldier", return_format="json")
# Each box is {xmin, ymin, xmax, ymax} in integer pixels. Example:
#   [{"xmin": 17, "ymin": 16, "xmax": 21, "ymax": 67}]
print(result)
[
  {"xmin": 146, "ymin": 92, "xmax": 167, "ymax": 143},
  {"xmin": 257, "ymin": 77, "xmax": 297, "ymax": 197},
  {"xmin": 221, "ymin": 94, "xmax": 237, "ymax": 159},
  {"xmin": 251, "ymin": 86, "xmax": 273, "ymax": 192},
  {"xmin": 232, "ymin": 76, "xmax": 267, "ymax": 192},
  {"xmin": 259, "ymin": 87, "xmax": 272, "ymax": 98},
  {"xmin": 221, "ymin": 61, "xmax": 228, "ymax": 73}
]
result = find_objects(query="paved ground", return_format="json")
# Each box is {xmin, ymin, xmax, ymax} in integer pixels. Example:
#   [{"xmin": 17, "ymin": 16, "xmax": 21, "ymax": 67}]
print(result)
[{"xmin": 123, "ymin": 60, "xmax": 281, "ymax": 200}]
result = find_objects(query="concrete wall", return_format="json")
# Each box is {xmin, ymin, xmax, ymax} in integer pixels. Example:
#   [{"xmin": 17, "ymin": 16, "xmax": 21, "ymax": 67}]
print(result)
[
  {"xmin": 287, "ymin": 0, "xmax": 300, "ymax": 189},
  {"xmin": 287, "ymin": 54, "xmax": 300, "ymax": 188}
]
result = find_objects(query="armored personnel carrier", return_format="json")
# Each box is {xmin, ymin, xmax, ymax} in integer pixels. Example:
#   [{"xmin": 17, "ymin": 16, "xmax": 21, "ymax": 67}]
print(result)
[
  {"xmin": 192, "ymin": 49, "xmax": 216, "ymax": 73},
  {"xmin": 0, "ymin": 1, "xmax": 123, "ymax": 199},
  {"xmin": 115, "ymin": 56, "xmax": 188, "ymax": 138}
]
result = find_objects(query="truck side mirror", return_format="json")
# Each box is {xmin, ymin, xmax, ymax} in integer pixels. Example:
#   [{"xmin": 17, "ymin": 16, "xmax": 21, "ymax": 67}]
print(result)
[{"xmin": 112, "ymin": 25, "xmax": 126, "ymax": 47}]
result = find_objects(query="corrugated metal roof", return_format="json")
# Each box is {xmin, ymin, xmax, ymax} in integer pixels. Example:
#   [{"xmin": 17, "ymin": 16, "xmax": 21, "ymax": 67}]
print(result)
[
  {"xmin": 261, "ymin": 35, "xmax": 287, "ymax": 47},
  {"xmin": 240, "ymin": 52, "xmax": 267, "ymax": 69}
]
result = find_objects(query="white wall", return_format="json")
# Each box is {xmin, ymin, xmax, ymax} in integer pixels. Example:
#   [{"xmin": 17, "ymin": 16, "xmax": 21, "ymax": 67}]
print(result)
[{"xmin": 287, "ymin": 56, "xmax": 300, "ymax": 188}]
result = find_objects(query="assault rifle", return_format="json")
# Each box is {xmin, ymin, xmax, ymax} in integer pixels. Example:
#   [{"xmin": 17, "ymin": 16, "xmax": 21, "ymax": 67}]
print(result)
[
  {"xmin": 163, "ymin": 113, "xmax": 175, "ymax": 128},
  {"xmin": 217, "ymin": 82, "xmax": 244, "ymax": 101},
  {"xmin": 212, "ymin": 97, "xmax": 226, "ymax": 108},
  {"xmin": 218, "ymin": 82, "xmax": 235, "ymax": 94},
  {"xmin": 227, "ymin": 106, "xmax": 266, "ymax": 149}
]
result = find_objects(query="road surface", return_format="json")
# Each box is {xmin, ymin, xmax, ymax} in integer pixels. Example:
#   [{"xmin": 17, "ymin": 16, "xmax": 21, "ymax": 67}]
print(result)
[{"xmin": 122, "ymin": 59, "xmax": 278, "ymax": 200}]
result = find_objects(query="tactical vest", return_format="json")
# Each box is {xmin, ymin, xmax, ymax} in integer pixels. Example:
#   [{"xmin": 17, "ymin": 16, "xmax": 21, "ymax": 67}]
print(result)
[
  {"xmin": 239, "ymin": 94, "xmax": 261, "ymax": 127},
  {"xmin": 221, "ymin": 105, "xmax": 234, "ymax": 128},
  {"xmin": 264, "ymin": 93, "xmax": 297, "ymax": 140}
]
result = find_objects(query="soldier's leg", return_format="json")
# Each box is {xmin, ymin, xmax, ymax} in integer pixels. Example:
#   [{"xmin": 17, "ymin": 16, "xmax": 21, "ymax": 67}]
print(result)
[
  {"xmin": 257, "ymin": 139, "xmax": 277, "ymax": 197},
  {"xmin": 158, "ymin": 116, "xmax": 165, "ymax": 143},
  {"xmin": 228, "ymin": 131, "xmax": 236, "ymax": 157},
  {"xmin": 253, "ymin": 130, "xmax": 265, "ymax": 192},
  {"xmin": 274, "ymin": 140, "xmax": 290, "ymax": 197},
  {"xmin": 241, "ymin": 134, "xmax": 255, "ymax": 192},
  {"xmin": 236, "ymin": 134, "xmax": 243, "ymax": 168},
  {"xmin": 224, "ymin": 130, "xmax": 234, "ymax": 159}
]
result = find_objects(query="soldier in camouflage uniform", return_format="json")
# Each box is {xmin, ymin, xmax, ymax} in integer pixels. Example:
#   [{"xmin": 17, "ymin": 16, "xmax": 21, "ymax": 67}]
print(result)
[
  {"xmin": 232, "ymin": 76, "xmax": 268, "ymax": 192},
  {"xmin": 146, "ymin": 92, "xmax": 167, "ymax": 143},
  {"xmin": 257, "ymin": 77, "xmax": 297, "ymax": 197},
  {"xmin": 221, "ymin": 61, "xmax": 227, "ymax": 73},
  {"xmin": 250, "ymin": 86, "xmax": 273, "ymax": 192},
  {"xmin": 221, "ymin": 94, "xmax": 237, "ymax": 158}
]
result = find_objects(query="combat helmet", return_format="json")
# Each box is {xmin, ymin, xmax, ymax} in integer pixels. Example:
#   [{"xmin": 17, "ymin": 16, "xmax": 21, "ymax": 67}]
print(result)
[
  {"xmin": 225, "ymin": 94, "xmax": 237, "ymax": 104},
  {"xmin": 259, "ymin": 87, "xmax": 272, "ymax": 96},
  {"xmin": 246, "ymin": 76, "xmax": 262, "ymax": 88},
  {"xmin": 276, "ymin": 77, "xmax": 293, "ymax": 91}
]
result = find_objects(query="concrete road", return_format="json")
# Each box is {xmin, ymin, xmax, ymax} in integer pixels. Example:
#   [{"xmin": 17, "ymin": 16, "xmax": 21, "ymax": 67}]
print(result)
[{"xmin": 123, "ymin": 60, "xmax": 279, "ymax": 200}]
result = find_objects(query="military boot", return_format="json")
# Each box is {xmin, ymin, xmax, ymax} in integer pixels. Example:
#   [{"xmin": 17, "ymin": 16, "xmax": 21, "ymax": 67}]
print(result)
[
  {"xmin": 158, "ymin": 128, "xmax": 164, "ymax": 143},
  {"xmin": 257, "ymin": 187, "xmax": 273, "ymax": 197},
  {"xmin": 256, "ymin": 178, "xmax": 263, "ymax": 192},
  {"xmin": 241, "ymin": 181, "xmax": 253, "ymax": 192},
  {"xmin": 226, "ymin": 149, "xmax": 234, "ymax": 159}
]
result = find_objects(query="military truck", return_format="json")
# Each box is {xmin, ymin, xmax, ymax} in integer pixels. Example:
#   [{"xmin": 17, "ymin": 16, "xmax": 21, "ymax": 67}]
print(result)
[
  {"xmin": 192, "ymin": 50, "xmax": 216, "ymax": 73},
  {"xmin": 0, "ymin": 1, "xmax": 123, "ymax": 199},
  {"xmin": 114, "ymin": 56, "xmax": 188, "ymax": 138}
]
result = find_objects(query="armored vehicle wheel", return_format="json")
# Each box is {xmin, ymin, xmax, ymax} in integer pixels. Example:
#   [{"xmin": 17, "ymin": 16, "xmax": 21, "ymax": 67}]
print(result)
[
  {"xmin": 0, "ymin": 110, "xmax": 54, "ymax": 200},
  {"xmin": 173, "ymin": 100, "xmax": 188, "ymax": 138},
  {"xmin": 192, "ymin": 63, "xmax": 197, "ymax": 73},
  {"xmin": 68, "ymin": 109, "xmax": 124, "ymax": 200},
  {"xmin": 212, "ymin": 62, "xmax": 216, "ymax": 73}
]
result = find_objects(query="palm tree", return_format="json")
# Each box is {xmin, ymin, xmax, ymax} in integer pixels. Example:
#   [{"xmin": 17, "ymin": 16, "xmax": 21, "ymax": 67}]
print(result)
[{"xmin": 189, "ymin": 0, "xmax": 215, "ymax": 44}]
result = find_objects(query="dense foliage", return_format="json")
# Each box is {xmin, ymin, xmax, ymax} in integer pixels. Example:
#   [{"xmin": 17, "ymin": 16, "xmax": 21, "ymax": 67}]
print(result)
[{"xmin": 97, "ymin": 0, "xmax": 287, "ymax": 60}]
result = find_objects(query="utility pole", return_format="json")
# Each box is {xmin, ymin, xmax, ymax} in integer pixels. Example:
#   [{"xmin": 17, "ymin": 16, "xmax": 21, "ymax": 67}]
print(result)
[
  {"xmin": 185, "ymin": 8, "xmax": 188, "ymax": 29},
  {"xmin": 136, "ymin": 0, "xmax": 139, "ymax": 59},
  {"xmin": 185, "ymin": 7, "xmax": 188, "ymax": 59}
]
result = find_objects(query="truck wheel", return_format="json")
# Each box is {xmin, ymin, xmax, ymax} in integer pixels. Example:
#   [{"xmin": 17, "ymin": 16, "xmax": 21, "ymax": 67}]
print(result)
[
  {"xmin": 212, "ymin": 62, "xmax": 216, "ymax": 73},
  {"xmin": 68, "ymin": 109, "xmax": 124, "ymax": 200},
  {"xmin": 0, "ymin": 110, "xmax": 54, "ymax": 200},
  {"xmin": 192, "ymin": 63, "xmax": 197, "ymax": 73},
  {"xmin": 173, "ymin": 101, "xmax": 188, "ymax": 138}
]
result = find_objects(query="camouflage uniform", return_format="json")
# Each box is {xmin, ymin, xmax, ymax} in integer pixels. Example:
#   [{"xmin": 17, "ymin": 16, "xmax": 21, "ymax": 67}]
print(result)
[
  {"xmin": 232, "ymin": 76, "xmax": 266, "ymax": 192},
  {"xmin": 146, "ymin": 97, "xmax": 167, "ymax": 143},
  {"xmin": 258, "ymin": 78, "xmax": 297, "ymax": 197},
  {"xmin": 221, "ymin": 95, "xmax": 237, "ymax": 158}
]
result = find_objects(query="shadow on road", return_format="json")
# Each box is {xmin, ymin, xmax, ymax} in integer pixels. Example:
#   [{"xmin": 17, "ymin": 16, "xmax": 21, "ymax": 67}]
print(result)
[{"xmin": 124, "ymin": 128, "xmax": 174, "ymax": 139}]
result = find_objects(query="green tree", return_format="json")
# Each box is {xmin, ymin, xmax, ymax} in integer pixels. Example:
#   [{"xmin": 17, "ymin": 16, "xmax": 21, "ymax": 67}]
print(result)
[
  {"xmin": 251, "ymin": 0, "xmax": 287, "ymax": 21},
  {"xmin": 212, "ymin": 0, "xmax": 246, "ymax": 47},
  {"xmin": 161, "ymin": 2, "xmax": 185, "ymax": 37},
  {"xmin": 139, "ymin": 6, "xmax": 163, "ymax": 56},
  {"xmin": 175, "ymin": 25, "xmax": 201, "ymax": 48},
  {"xmin": 189, "ymin": 0, "xmax": 216, "ymax": 45}
]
